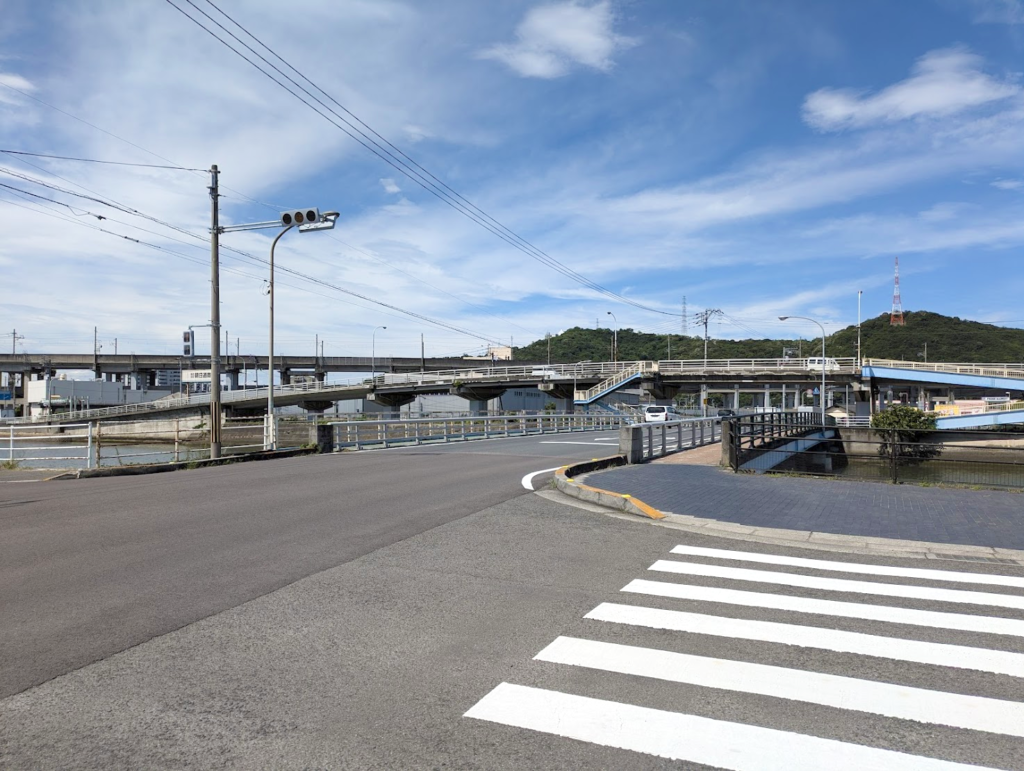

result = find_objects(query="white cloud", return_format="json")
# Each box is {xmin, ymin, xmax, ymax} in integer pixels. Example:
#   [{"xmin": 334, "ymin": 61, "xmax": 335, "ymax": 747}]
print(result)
[
  {"xmin": 380, "ymin": 178, "xmax": 401, "ymax": 194},
  {"xmin": 477, "ymin": 1, "xmax": 635, "ymax": 79},
  {"xmin": 802, "ymin": 47, "xmax": 1020, "ymax": 131},
  {"xmin": 992, "ymin": 178, "xmax": 1023, "ymax": 189},
  {"xmin": 969, "ymin": 0, "xmax": 1024, "ymax": 24}
]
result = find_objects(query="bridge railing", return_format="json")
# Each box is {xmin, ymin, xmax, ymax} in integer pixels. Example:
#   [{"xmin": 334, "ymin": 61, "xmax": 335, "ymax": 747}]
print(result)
[
  {"xmin": 329, "ymin": 413, "xmax": 625, "ymax": 450},
  {"xmin": 574, "ymin": 362, "xmax": 654, "ymax": 402},
  {"xmin": 864, "ymin": 359, "xmax": 1024, "ymax": 379},
  {"xmin": 374, "ymin": 361, "xmax": 640, "ymax": 388},
  {"xmin": 619, "ymin": 417, "xmax": 721, "ymax": 463},
  {"xmin": 659, "ymin": 357, "xmax": 859, "ymax": 373}
]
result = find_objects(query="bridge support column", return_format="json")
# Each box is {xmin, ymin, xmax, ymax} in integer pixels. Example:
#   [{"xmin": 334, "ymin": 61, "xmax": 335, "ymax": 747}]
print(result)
[
  {"xmin": 764, "ymin": 383, "xmax": 771, "ymax": 411},
  {"xmin": 280, "ymin": 369, "xmax": 291, "ymax": 386},
  {"xmin": 315, "ymin": 371, "xmax": 326, "ymax": 384},
  {"xmin": 733, "ymin": 384, "xmax": 740, "ymax": 411},
  {"xmin": 468, "ymin": 399, "xmax": 488, "ymax": 416}
]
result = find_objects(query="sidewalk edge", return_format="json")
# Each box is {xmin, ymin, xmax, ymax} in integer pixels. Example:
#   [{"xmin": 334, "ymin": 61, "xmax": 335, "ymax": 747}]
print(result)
[{"xmin": 554, "ymin": 456, "xmax": 666, "ymax": 520}]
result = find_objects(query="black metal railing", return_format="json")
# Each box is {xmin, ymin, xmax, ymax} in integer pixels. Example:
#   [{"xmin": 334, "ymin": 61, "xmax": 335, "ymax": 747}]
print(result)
[{"xmin": 730, "ymin": 418, "xmax": 1024, "ymax": 489}]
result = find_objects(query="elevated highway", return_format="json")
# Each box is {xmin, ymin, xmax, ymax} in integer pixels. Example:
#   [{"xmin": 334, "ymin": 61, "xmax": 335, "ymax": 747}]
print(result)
[{"xmin": 8, "ymin": 355, "xmax": 1024, "ymax": 427}]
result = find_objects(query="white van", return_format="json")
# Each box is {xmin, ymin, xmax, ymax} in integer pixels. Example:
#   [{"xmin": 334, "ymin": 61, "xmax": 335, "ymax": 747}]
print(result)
[
  {"xmin": 643, "ymin": 405, "xmax": 680, "ymax": 422},
  {"xmin": 806, "ymin": 357, "xmax": 839, "ymax": 372}
]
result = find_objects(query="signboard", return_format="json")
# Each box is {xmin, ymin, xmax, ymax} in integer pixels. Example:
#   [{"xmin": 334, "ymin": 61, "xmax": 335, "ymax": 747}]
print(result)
[
  {"xmin": 0, "ymin": 390, "xmax": 12, "ymax": 401},
  {"xmin": 182, "ymin": 369, "xmax": 213, "ymax": 383}
]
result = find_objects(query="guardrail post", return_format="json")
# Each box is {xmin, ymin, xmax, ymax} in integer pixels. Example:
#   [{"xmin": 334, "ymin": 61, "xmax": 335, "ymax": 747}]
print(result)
[
  {"xmin": 7, "ymin": 425, "xmax": 13, "ymax": 464},
  {"xmin": 87, "ymin": 421, "xmax": 98, "ymax": 468}
]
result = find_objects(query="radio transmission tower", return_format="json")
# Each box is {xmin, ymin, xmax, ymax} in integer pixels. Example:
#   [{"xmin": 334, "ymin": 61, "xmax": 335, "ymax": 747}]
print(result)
[{"xmin": 890, "ymin": 256, "xmax": 905, "ymax": 326}]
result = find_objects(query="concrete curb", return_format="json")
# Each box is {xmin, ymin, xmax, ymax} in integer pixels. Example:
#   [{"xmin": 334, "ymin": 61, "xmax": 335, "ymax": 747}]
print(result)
[
  {"xmin": 61, "ymin": 447, "xmax": 318, "ymax": 480},
  {"xmin": 554, "ymin": 456, "xmax": 666, "ymax": 520},
  {"xmin": 545, "ymin": 470, "xmax": 1024, "ymax": 565}
]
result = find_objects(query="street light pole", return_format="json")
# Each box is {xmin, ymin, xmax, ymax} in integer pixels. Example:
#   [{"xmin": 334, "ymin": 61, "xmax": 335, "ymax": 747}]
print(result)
[
  {"xmin": 372, "ymin": 326, "xmax": 387, "ymax": 381},
  {"xmin": 779, "ymin": 315, "xmax": 827, "ymax": 426},
  {"xmin": 266, "ymin": 224, "xmax": 294, "ymax": 450},
  {"xmin": 606, "ymin": 311, "xmax": 617, "ymax": 362}
]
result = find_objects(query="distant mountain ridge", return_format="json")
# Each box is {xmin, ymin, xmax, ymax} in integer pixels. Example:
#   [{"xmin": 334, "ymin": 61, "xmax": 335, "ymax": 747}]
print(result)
[{"xmin": 512, "ymin": 312, "xmax": 1024, "ymax": 364}]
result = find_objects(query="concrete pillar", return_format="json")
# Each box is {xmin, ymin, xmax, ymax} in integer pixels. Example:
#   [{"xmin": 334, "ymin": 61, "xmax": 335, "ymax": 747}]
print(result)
[
  {"xmin": 781, "ymin": 384, "xmax": 787, "ymax": 411},
  {"xmin": 468, "ymin": 399, "xmax": 488, "ymax": 416},
  {"xmin": 227, "ymin": 370, "xmax": 240, "ymax": 391},
  {"xmin": 315, "ymin": 371, "xmax": 326, "ymax": 384},
  {"xmin": 733, "ymin": 384, "xmax": 740, "ymax": 411},
  {"xmin": 764, "ymin": 383, "xmax": 771, "ymax": 411},
  {"xmin": 280, "ymin": 369, "xmax": 291, "ymax": 386}
]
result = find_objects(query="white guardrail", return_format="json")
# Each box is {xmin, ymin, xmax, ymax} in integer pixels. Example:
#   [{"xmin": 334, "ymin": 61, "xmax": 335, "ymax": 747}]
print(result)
[
  {"xmin": 3, "ymin": 420, "xmax": 274, "ymax": 469},
  {"xmin": 330, "ymin": 413, "xmax": 625, "ymax": 450},
  {"xmin": 620, "ymin": 417, "xmax": 721, "ymax": 463},
  {"xmin": 863, "ymin": 359, "xmax": 1024, "ymax": 379}
]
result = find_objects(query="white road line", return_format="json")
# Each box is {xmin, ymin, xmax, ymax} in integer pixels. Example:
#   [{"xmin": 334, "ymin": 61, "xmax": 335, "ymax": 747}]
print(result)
[
  {"xmin": 520, "ymin": 466, "xmax": 564, "ymax": 490},
  {"xmin": 586, "ymin": 602, "xmax": 1024, "ymax": 677},
  {"xmin": 536, "ymin": 637, "xmax": 1024, "ymax": 738},
  {"xmin": 670, "ymin": 544, "xmax": 1024, "ymax": 589},
  {"xmin": 464, "ymin": 683, "xmax": 990, "ymax": 771},
  {"xmin": 651, "ymin": 560, "xmax": 1024, "ymax": 611},
  {"xmin": 624, "ymin": 578, "xmax": 1024, "ymax": 638},
  {"xmin": 538, "ymin": 441, "xmax": 611, "ymax": 446}
]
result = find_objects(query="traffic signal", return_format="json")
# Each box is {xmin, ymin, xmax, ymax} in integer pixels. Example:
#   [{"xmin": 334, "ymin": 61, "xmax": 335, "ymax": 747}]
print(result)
[
  {"xmin": 183, "ymin": 330, "xmax": 194, "ymax": 357},
  {"xmin": 280, "ymin": 208, "xmax": 320, "ymax": 227}
]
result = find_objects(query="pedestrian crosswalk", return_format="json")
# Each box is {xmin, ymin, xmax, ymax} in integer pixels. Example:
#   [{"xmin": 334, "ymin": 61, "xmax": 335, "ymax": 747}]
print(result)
[{"xmin": 464, "ymin": 542, "xmax": 1024, "ymax": 770}]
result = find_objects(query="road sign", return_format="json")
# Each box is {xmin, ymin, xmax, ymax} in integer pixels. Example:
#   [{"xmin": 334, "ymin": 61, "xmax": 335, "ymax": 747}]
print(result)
[
  {"xmin": 0, "ymin": 390, "xmax": 12, "ymax": 401},
  {"xmin": 182, "ymin": 369, "xmax": 212, "ymax": 383}
]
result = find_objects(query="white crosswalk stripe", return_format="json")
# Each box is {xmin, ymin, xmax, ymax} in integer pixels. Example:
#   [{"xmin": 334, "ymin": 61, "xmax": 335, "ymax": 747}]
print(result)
[{"xmin": 465, "ymin": 542, "xmax": 1024, "ymax": 769}]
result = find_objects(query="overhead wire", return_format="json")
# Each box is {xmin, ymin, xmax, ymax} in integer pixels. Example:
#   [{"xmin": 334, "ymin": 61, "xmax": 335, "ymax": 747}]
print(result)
[
  {"xmin": 0, "ymin": 177, "xmax": 507, "ymax": 345},
  {"xmin": 0, "ymin": 82, "xmax": 538, "ymax": 340},
  {"xmin": 164, "ymin": 0, "xmax": 682, "ymax": 318}
]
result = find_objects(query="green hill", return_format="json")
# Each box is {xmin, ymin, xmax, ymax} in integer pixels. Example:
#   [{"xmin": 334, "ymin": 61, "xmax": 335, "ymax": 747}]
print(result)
[{"xmin": 513, "ymin": 311, "xmax": 1024, "ymax": 364}]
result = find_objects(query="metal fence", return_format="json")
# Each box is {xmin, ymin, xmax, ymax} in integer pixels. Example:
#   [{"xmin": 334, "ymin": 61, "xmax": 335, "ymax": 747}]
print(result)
[
  {"xmin": 329, "ymin": 413, "xmax": 624, "ymax": 450},
  {"xmin": 727, "ymin": 415, "xmax": 1024, "ymax": 489},
  {"xmin": 1, "ymin": 418, "xmax": 297, "ymax": 469},
  {"xmin": 619, "ymin": 418, "xmax": 721, "ymax": 463}
]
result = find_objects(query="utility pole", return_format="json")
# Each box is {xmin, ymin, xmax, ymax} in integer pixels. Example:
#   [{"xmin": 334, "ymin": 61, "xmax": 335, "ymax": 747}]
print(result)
[
  {"xmin": 695, "ymin": 309, "xmax": 723, "ymax": 369},
  {"xmin": 421, "ymin": 334, "xmax": 425, "ymax": 372},
  {"xmin": 209, "ymin": 164, "xmax": 222, "ymax": 459},
  {"xmin": 8, "ymin": 329, "xmax": 24, "ymax": 354},
  {"xmin": 113, "ymin": 338, "xmax": 118, "ymax": 356}
]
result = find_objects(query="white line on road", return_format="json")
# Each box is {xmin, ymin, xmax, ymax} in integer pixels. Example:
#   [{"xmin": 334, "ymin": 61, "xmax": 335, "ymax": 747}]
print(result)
[
  {"xmin": 586, "ymin": 602, "xmax": 1024, "ymax": 677},
  {"xmin": 650, "ymin": 560, "xmax": 1024, "ymax": 610},
  {"xmin": 464, "ymin": 683, "xmax": 990, "ymax": 771},
  {"xmin": 669, "ymin": 544, "xmax": 1024, "ymax": 589},
  {"xmin": 536, "ymin": 636, "xmax": 1024, "ymax": 737},
  {"xmin": 521, "ymin": 467, "xmax": 564, "ymax": 490},
  {"xmin": 538, "ymin": 441, "xmax": 613, "ymax": 446},
  {"xmin": 623, "ymin": 578, "xmax": 1024, "ymax": 637}
]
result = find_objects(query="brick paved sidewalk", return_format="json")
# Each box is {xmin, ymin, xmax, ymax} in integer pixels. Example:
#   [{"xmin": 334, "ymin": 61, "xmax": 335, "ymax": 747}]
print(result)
[{"xmin": 588, "ymin": 462, "xmax": 1024, "ymax": 550}]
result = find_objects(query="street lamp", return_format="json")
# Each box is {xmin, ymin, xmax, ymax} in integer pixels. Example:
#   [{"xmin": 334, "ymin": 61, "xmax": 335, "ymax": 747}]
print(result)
[
  {"xmin": 606, "ymin": 311, "xmax": 617, "ymax": 362},
  {"xmin": 265, "ymin": 209, "xmax": 339, "ymax": 450},
  {"xmin": 779, "ymin": 315, "xmax": 827, "ymax": 426},
  {"xmin": 372, "ymin": 326, "xmax": 387, "ymax": 382}
]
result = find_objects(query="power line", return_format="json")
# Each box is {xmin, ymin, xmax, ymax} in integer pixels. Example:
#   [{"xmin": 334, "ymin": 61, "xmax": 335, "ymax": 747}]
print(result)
[
  {"xmin": 0, "ymin": 150, "xmax": 202, "ymax": 170},
  {"xmin": 0, "ymin": 80, "xmax": 541, "ymax": 339},
  {"xmin": 0, "ymin": 181, "xmax": 507, "ymax": 345},
  {"xmin": 164, "ymin": 0, "xmax": 679, "ymax": 317}
]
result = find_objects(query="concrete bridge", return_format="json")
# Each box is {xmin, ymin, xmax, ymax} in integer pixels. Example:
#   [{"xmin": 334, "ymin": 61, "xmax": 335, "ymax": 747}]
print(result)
[{"xmin": 7, "ymin": 355, "xmax": 1024, "ymax": 427}]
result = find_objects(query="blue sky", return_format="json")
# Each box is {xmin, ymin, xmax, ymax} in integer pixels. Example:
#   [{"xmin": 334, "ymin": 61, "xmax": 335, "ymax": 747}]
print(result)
[{"xmin": 1, "ymin": 0, "xmax": 1023, "ymax": 360}]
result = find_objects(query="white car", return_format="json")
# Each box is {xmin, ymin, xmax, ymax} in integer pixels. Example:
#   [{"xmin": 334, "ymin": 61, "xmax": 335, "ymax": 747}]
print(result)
[{"xmin": 642, "ymin": 405, "xmax": 678, "ymax": 422}]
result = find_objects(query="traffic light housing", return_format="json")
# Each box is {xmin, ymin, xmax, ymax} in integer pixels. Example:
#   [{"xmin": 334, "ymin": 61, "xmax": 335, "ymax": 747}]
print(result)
[
  {"xmin": 183, "ymin": 330, "xmax": 194, "ymax": 357},
  {"xmin": 280, "ymin": 208, "xmax": 320, "ymax": 227}
]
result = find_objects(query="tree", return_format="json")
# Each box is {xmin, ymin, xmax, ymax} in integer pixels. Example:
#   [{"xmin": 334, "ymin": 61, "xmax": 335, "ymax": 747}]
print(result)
[{"xmin": 871, "ymin": 406, "xmax": 941, "ymax": 463}]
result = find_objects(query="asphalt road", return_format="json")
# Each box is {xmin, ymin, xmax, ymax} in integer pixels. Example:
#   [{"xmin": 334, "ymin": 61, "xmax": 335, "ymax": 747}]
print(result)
[
  {"xmin": 3, "ymin": 432, "xmax": 1023, "ymax": 769},
  {"xmin": 0, "ymin": 430, "xmax": 620, "ymax": 699}
]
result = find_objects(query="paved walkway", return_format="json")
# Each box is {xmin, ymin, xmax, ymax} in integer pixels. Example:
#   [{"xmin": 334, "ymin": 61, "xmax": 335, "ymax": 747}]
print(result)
[{"xmin": 589, "ymin": 459, "xmax": 1024, "ymax": 550}]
